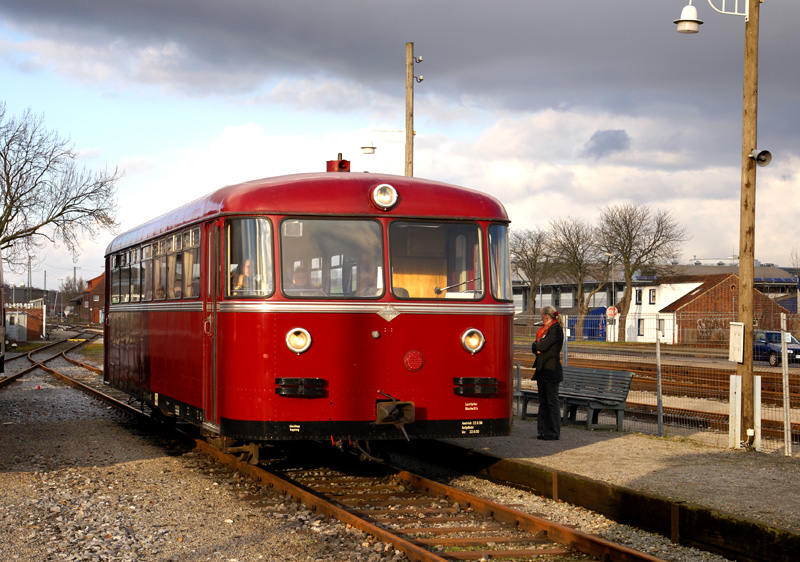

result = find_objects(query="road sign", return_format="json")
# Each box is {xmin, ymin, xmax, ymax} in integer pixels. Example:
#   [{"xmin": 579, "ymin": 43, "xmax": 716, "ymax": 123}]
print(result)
[{"xmin": 606, "ymin": 306, "xmax": 618, "ymax": 318}]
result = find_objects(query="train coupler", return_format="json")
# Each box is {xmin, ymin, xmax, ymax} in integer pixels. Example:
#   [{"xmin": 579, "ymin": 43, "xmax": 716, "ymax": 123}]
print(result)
[{"xmin": 375, "ymin": 393, "xmax": 415, "ymax": 441}]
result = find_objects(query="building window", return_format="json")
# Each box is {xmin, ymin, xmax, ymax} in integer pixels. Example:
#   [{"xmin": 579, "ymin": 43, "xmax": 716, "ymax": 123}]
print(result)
[
  {"xmin": 638, "ymin": 319, "xmax": 645, "ymax": 336},
  {"xmin": 93, "ymin": 295, "xmax": 99, "ymax": 302},
  {"xmin": 635, "ymin": 289, "xmax": 642, "ymax": 305},
  {"xmin": 658, "ymin": 318, "xmax": 665, "ymax": 335},
  {"xmin": 649, "ymin": 289, "xmax": 656, "ymax": 305}
]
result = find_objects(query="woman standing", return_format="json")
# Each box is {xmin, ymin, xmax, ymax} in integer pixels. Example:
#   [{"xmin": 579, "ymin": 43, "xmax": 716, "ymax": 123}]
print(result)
[{"xmin": 531, "ymin": 306, "xmax": 564, "ymax": 440}]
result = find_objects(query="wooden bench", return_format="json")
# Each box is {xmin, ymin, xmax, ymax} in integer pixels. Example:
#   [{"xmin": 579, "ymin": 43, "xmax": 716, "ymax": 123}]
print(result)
[{"xmin": 519, "ymin": 366, "xmax": 634, "ymax": 431}]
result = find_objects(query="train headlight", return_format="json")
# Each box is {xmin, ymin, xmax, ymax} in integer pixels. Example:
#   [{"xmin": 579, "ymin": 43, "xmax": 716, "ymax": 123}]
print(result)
[
  {"xmin": 461, "ymin": 328, "xmax": 485, "ymax": 355},
  {"xmin": 286, "ymin": 328, "xmax": 312, "ymax": 354},
  {"xmin": 371, "ymin": 183, "xmax": 398, "ymax": 210}
]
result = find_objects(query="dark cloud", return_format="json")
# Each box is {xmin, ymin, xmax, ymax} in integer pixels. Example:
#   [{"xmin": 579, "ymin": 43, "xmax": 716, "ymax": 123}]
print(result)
[
  {"xmin": 581, "ymin": 129, "xmax": 631, "ymax": 160},
  {"xmin": 1, "ymin": 1, "xmax": 795, "ymax": 111},
  {"xmin": 1, "ymin": 0, "xmax": 798, "ymax": 162}
]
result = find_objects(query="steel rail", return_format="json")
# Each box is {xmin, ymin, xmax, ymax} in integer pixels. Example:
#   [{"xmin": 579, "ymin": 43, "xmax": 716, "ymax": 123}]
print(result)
[
  {"xmin": 394, "ymin": 469, "xmax": 667, "ymax": 562},
  {"xmin": 0, "ymin": 337, "xmax": 85, "ymax": 388},
  {"xmin": 23, "ymin": 347, "xmax": 669, "ymax": 562}
]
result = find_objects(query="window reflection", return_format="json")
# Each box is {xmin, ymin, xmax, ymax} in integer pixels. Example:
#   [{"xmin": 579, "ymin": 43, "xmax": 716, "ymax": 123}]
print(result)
[
  {"xmin": 226, "ymin": 218, "xmax": 274, "ymax": 298},
  {"xmin": 389, "ymin": 222, "xmax": 483, "ymax": 299},
  {"xmin": 280, "ymin": 219, "xmax": 383, "ymax": 298},
  {"xmin": 488, "ymin": 224, "xmax": 512, "ymax": 301}
]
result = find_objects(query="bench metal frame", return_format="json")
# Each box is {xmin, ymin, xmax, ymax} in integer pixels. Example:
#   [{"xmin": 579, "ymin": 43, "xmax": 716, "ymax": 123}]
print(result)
[{"xmin": 520, "ymin": 366, "xmax": 634, "ymax": 431}]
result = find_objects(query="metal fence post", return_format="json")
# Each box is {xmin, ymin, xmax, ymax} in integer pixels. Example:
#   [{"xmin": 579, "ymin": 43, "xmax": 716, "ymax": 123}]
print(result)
[
  {"xmin": 781, "ymin": 313, "xmax": 792, "ymax": 456},
  {"xmin": 656, "ymin": 322, "xmax": 664, "ymax": 437}
]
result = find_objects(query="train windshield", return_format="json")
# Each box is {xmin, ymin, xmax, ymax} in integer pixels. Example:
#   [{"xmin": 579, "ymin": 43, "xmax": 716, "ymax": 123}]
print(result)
[
  {"xmin": 389, "ymin": 222, "xmax": 483, "ymax": 299},
  {"xmin": 226, "ymin": 218, "xmax": 274, "ymax": 297},
  {"xmin": 280, "ymin": 219, "xmax": 383, "ymax": 298}
]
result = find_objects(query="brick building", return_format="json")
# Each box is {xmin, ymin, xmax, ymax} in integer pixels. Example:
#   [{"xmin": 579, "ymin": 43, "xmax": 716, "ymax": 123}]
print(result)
[
  {"xmin": 626, "ymin": 273, "xmax": 794, "ymax": 346},
  {"xmin": 79, "ymin": 273, "xmax": 106, "ymax": 323}
]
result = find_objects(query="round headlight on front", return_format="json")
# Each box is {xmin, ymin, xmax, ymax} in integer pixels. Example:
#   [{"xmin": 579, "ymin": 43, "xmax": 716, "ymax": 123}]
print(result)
[
  {"xmin": 371, "ymin": 183, "xmax": 398, "ymax": 210},
  {"xmin": 461, "ymin": 328, "xmax": 485, "ymax": 354},
  {"xmin": 286, "ymin": 328, "xmax": 312, "ymax": 354}
]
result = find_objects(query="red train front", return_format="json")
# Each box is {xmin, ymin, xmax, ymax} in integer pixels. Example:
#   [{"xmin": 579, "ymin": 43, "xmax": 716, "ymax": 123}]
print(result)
[{"xmin": 104, "ymin": 158, "xmax": 514, "ymax": 443}]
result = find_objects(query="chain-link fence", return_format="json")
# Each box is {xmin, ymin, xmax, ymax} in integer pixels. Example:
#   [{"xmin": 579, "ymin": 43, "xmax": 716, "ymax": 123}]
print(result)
[{"xmin": 514, "ymin": 311, "xmax": 800, "ymax": 456}]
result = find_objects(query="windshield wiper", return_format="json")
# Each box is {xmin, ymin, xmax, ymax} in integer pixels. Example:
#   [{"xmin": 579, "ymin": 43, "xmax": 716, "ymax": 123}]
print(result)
[{"xmin": 434, "ymin": 278, "xmax": 480, "ymax": 295}]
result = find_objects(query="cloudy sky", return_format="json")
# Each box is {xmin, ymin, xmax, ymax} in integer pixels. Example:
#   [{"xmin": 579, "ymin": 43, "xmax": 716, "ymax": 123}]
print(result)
[{"xmin": 1, "ymin": 0, "xmax": 799, "ymax": 289}]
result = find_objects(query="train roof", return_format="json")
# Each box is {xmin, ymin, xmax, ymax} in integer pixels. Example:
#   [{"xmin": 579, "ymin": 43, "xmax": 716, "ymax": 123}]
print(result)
[{"xmin": 105, "ymin": 171, "xmax": 509, "ymax": 255}]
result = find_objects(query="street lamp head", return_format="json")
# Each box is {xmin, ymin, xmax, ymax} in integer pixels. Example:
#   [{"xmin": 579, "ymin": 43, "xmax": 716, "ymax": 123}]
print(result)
[{"xmin": 675, "ymin": 3, "xmax": 703, "ymax": 34}]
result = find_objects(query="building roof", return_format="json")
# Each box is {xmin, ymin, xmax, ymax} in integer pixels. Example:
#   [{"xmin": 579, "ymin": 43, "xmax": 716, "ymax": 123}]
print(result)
[
  {"xmin": 524, "ymin": 264, "xmax": 796, "ymax": 288},
  {"xmin": 658, "ymin": 274, "xmax": 735, "ymax": 313}
]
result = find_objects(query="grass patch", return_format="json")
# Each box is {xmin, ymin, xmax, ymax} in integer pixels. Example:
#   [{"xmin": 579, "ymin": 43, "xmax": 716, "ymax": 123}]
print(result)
[
  {"xmin": 76, "ymin": 342, "xmax": 104, "ymax": 364},
  {"xmin": 7, "ymin": 341, "xmax": 49, "ymax": 353}
]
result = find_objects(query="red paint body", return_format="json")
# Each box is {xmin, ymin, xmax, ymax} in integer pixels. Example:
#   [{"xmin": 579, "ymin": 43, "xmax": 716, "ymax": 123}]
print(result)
[{"xmin": 104, "ymin": 169, "xmax": 514, "ymax": 441}]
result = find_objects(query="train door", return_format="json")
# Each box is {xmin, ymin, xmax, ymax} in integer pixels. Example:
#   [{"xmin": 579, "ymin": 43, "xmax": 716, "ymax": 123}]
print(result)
[{"xmin": 202, "ymin": 220, "xmax": 222, "ymax": 430}]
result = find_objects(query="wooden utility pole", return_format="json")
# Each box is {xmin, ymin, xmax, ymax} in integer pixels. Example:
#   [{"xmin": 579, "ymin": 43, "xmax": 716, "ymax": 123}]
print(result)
[
  {"xmin": 405, "ymin": 42, "xmax": 415, "ymax": 177},
  {"xmin": 737, "ymin": 0, "xmax": 761, "ymax": 445}
]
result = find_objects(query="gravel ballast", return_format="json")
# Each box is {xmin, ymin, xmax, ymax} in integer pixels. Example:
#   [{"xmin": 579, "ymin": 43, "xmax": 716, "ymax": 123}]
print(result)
[
  {"xmin": 2, "ymin": 349, "xmax": 797, "ymax": 561},
  {"xmin": 0, "ymin": 368, "xmax": 404, "ymax": 562}
]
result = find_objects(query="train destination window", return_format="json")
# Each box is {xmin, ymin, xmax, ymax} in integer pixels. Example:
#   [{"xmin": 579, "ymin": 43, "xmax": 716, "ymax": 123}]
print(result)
[
  {"xmin": 226, "ymin": 218, "xmax": 273, "ymax": 298},
  {"xmin": 488, "ymin": 224, "xmax": 512, "ymax": 301},
  {"xmin": 280, "ymin": 219, "xmax": 382, "ymax": 298},
  {"xmin": 389, "ymin": 222, "xmax": 483, "ymax": 299}
]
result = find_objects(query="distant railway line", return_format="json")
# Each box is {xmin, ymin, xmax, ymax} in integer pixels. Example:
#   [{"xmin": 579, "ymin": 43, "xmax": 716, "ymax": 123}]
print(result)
[{"xmin": 513, "ymin": 342, "xmax": 800, "ymax": 441}]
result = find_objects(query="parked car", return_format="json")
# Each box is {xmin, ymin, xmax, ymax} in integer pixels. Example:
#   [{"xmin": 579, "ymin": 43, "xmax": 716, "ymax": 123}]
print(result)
[{"xmin": 753, "ymin": 330, "xmax": 800, "ymax": 366}]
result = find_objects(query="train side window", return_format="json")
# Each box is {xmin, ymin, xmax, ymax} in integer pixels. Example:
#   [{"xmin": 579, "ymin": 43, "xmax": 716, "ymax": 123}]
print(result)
[
  {"xmin": 389, "ymin": 222, "xmax": 483, "ymax": 299},
  {"xmin": 110, "ymin": 254, "xmax": 120, "ymax": 305},
  {"xmin": 154, "ymin": 239, "xmax": 167, "ymax": 300},
  {"xmin": 488, "ymin": 224, "xmax": 512, "ymax": 301},
  {"xmin": 120, "ymin": 251, "xmax": 130, "ymax": 303},
  {"xmin": 167, "ymin": 234, "xmax": 183, "ymax": 299},
  {"xmin": 130, "ymin": 248, "xmax": 141, "ymax": 302},
  {"xmin": 226, "ymin": 218, "xmax": 274, "ymax": 298},
  {"xmin": 183, "ymin": 228, "xmax": 201, "ymax": 299},
  {"xmin": 280, "ymin": 219, "xmax": 383, "ymax": 298},
  {"xmin": 141, "ymin": 244, "xmax": 153, "ymax": 302}
]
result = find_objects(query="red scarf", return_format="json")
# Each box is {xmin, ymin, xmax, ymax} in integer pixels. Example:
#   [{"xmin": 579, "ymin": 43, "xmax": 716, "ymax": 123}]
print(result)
[{"xmin": 536, "ymin": 318, "xmax": 556, "ymax": 341}]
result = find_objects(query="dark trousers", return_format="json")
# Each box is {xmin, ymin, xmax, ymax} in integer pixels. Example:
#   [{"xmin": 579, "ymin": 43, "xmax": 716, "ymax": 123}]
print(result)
[{"xmin": 537, "ymin": 381, "xmax": 561, "ymax": 439}]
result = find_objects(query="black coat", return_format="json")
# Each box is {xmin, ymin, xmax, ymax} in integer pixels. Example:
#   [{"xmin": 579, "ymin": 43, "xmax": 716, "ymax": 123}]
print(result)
[{"xmin": 531, "ymin": 321, "xmax": 564, "ymax": 382}]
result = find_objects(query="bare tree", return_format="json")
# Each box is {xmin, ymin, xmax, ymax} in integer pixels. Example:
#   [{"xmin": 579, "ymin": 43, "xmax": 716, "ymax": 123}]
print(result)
[
  {"xmin": 59, "ymin": 276, "xmax": 86, "ymax": 303},
  {"xmin": 0, "ymin": 102, "xmax": 120, "ymax": 274},
  {"xmin": 548, "ymin": 217, "xmax": 608, "ymax": 339},
  {"xmin": 509, "ymin": 228, "xmax": 554, "ymax": 322},
  {"xmin": 598, "ymin": 203, "xmax": 688, "ymax": 342}
]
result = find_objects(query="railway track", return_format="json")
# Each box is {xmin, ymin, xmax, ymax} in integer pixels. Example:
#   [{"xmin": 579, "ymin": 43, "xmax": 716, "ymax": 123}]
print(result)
[{"xmin": 1, "ymin": 334, "xmax": 669, "ymax": 562}]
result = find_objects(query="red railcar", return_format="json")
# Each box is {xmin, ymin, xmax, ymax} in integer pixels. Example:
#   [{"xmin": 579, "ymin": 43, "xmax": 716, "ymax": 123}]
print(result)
[{"xmin": 104, "ymin": 158, "xmax": 514, "ymax": 444}]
